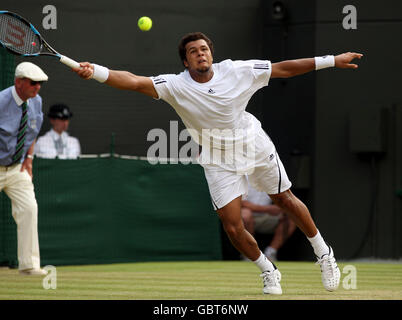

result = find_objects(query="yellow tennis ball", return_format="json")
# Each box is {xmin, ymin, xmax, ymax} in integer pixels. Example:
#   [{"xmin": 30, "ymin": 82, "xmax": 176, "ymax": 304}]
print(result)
[{"xmin": 138, "ymin": 16, "xmax": 152, "ymax": 31}]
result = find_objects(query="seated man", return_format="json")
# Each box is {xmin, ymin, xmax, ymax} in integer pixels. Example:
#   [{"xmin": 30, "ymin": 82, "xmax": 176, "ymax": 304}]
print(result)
[
  {"xmin": 35, "ymin": 104, "xmax": 81, "ymax": 159},
  {"xmin": 242, "ymin": 184, "xmax": 296, "ymax": 261}
]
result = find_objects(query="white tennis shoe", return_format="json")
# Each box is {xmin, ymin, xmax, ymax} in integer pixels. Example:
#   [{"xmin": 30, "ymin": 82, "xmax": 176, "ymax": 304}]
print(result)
[
  {"xmin": 260, "ymin": 269, "xmax": 282, "ymax": 295},
  {"xmin": 316, "ymin": 246, "xmax": 341, "ymax": 291}
]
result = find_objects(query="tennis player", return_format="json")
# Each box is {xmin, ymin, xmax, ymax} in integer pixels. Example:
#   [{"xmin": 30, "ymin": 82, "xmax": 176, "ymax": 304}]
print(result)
[{"xmin": 74, "ymin": 32, "xmax": 362, "ymax": 294}]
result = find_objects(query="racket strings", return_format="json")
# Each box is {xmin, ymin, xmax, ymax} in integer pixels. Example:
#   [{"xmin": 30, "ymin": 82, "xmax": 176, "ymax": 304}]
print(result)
[{"xmin": 0, "ymin": 14, "xmax": 41, "ymax": 55}]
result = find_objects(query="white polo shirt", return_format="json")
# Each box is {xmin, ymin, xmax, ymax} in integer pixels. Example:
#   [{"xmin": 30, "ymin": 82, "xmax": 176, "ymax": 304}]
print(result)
[{"xmin": 152, "ymin": 59, "xmax": 274, "ymax": 173}]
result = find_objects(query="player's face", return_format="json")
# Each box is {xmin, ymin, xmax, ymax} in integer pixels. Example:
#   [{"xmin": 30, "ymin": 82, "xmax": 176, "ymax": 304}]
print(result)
[{"xmin": 184, "ymin": 39, "xmax": 213, "ymax": 73}]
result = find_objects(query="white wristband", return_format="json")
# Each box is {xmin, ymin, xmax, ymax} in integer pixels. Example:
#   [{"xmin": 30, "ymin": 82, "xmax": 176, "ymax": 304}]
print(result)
[
  {"xmin": 92, "ymin": 64, "xmax": 109, "ymax": 83},
  {"xmin": 315, "ymin": 55, "xmax": 335, "ymax": 70}
]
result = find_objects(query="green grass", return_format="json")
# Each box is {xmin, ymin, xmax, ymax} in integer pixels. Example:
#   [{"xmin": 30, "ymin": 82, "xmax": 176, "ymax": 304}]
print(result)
[{"xmin": 0, "ymin": 261, "xmax": 401, "ymax": 300}]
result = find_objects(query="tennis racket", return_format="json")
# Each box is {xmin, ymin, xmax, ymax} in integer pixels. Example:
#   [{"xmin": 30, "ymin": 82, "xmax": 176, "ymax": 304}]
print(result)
[{"xmin": 0, "ymin": 10, "xmax": 80, "ymax": 69}]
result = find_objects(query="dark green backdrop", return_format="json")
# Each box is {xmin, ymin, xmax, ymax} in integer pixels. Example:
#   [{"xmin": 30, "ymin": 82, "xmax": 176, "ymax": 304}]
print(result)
[{"xmin": 0, "ymin": 158, "xmax": 222, "ymax": 266}]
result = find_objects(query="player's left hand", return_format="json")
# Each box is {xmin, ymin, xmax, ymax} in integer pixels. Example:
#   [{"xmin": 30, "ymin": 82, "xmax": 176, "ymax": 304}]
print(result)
[{"xmin": 335, "ymin": 52, "xmax": 363, "ymax": 69}]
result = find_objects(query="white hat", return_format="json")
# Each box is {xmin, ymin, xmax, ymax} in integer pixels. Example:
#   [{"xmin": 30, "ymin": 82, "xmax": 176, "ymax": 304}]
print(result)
[{"xmin": 15, "ymin": 62, "xmax": 48, "ymax": 81}]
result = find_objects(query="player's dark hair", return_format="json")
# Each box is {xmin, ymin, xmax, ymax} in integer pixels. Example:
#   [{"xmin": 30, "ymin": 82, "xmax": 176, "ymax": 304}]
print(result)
[{"xmin": 178, "ymin": 32, "xmax": 214, "ymax": 67}]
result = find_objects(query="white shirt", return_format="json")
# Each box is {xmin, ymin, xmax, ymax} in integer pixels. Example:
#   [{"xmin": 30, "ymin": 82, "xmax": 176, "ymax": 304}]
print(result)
[
  {"xmin": 35, "ymin": 129, "xmax": 81, "ymax": 159},
  {"xmin": 152, "ymin": 59, "xmax": 273, "ymax": 172},
  {"xmin": 11, "ymin": 86, "xmax": 24, "ymax": 106}
]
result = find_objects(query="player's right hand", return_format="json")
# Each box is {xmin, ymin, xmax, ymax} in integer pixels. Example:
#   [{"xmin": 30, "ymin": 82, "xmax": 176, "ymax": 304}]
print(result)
[{"xmin": 74, "ymin": 62, "xmax": 94, "ymax": 80}]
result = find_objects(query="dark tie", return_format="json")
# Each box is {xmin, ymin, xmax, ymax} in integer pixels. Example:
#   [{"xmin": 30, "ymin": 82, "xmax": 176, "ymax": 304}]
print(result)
[{"xmin": 12, "ymin": 102, "xmax": 28, "ymax": 164}]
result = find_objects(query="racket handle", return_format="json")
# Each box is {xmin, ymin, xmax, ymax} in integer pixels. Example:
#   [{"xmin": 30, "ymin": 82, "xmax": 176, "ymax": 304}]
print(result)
[{"xmin": 59, "ymin": 55, "xmax": 80, "ymax": 69}]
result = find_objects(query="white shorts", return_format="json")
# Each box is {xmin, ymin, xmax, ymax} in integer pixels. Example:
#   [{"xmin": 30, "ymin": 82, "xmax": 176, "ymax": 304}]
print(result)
[{"xmin": 202, "ymin": 132, "xmax": 292, "ymax": 210}]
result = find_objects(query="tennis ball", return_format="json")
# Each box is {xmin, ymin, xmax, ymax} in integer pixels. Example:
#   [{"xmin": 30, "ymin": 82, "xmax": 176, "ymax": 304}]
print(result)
[{"xmin": 138, "ymin": 16, "xmax": 152, "ymax": 31}]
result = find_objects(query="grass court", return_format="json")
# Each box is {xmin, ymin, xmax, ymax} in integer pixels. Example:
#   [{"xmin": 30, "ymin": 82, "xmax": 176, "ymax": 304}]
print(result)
[{"xmin": 0, "ymin": 260, "xmax": 401, "ymax": 300}]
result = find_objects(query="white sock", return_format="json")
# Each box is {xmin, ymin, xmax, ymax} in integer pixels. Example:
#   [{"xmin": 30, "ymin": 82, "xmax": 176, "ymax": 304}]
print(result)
[
  {"xmin": 307, "ymin": 230, "xmax": 329, "ymax": 258},
  {"xmin": 253, "ymin": 251, "xmax": 276, "ymax": 273}
]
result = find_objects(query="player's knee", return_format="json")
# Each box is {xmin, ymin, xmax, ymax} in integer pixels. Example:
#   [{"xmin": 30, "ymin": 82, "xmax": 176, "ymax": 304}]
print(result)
[
  {"xmin": 223, "ymin": 223, "xmax": 244, "ymax": 240},
  {"xmin": 271, "ymin": 190, "xmax": 294, "ymax": 210}
]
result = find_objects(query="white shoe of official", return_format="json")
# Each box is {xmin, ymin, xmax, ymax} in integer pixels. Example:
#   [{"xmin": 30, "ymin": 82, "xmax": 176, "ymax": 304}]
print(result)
[
  {"xmin": 315, "ymin": 246, "xmax": 341, "ymax": 291},
  {"xmin": 19, "ymin": 268, "xmax": 48, "ymax": 276},
  {"xmin": 260, "ymin": 269, "xmax": 282, "ymax": 295}
]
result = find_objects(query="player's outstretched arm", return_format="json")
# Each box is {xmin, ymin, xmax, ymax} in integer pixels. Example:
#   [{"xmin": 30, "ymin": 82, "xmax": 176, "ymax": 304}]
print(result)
[
  {"xmin": 74, "ymin": 62, "xmax": 158, "ymax": 98},
  {"xmin": 271, "ymin": 52, "xmax": 363, "ymax": 78}
]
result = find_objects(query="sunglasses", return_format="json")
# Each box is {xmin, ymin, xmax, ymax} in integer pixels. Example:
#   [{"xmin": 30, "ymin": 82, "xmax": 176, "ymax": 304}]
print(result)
[
  {"xmin": 29, "ymin": 80, "xmax": 44, "ymax": 86},
  {"xmin": 23, "ymin": 78, "xmax": 44, "ymax": 86}
]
